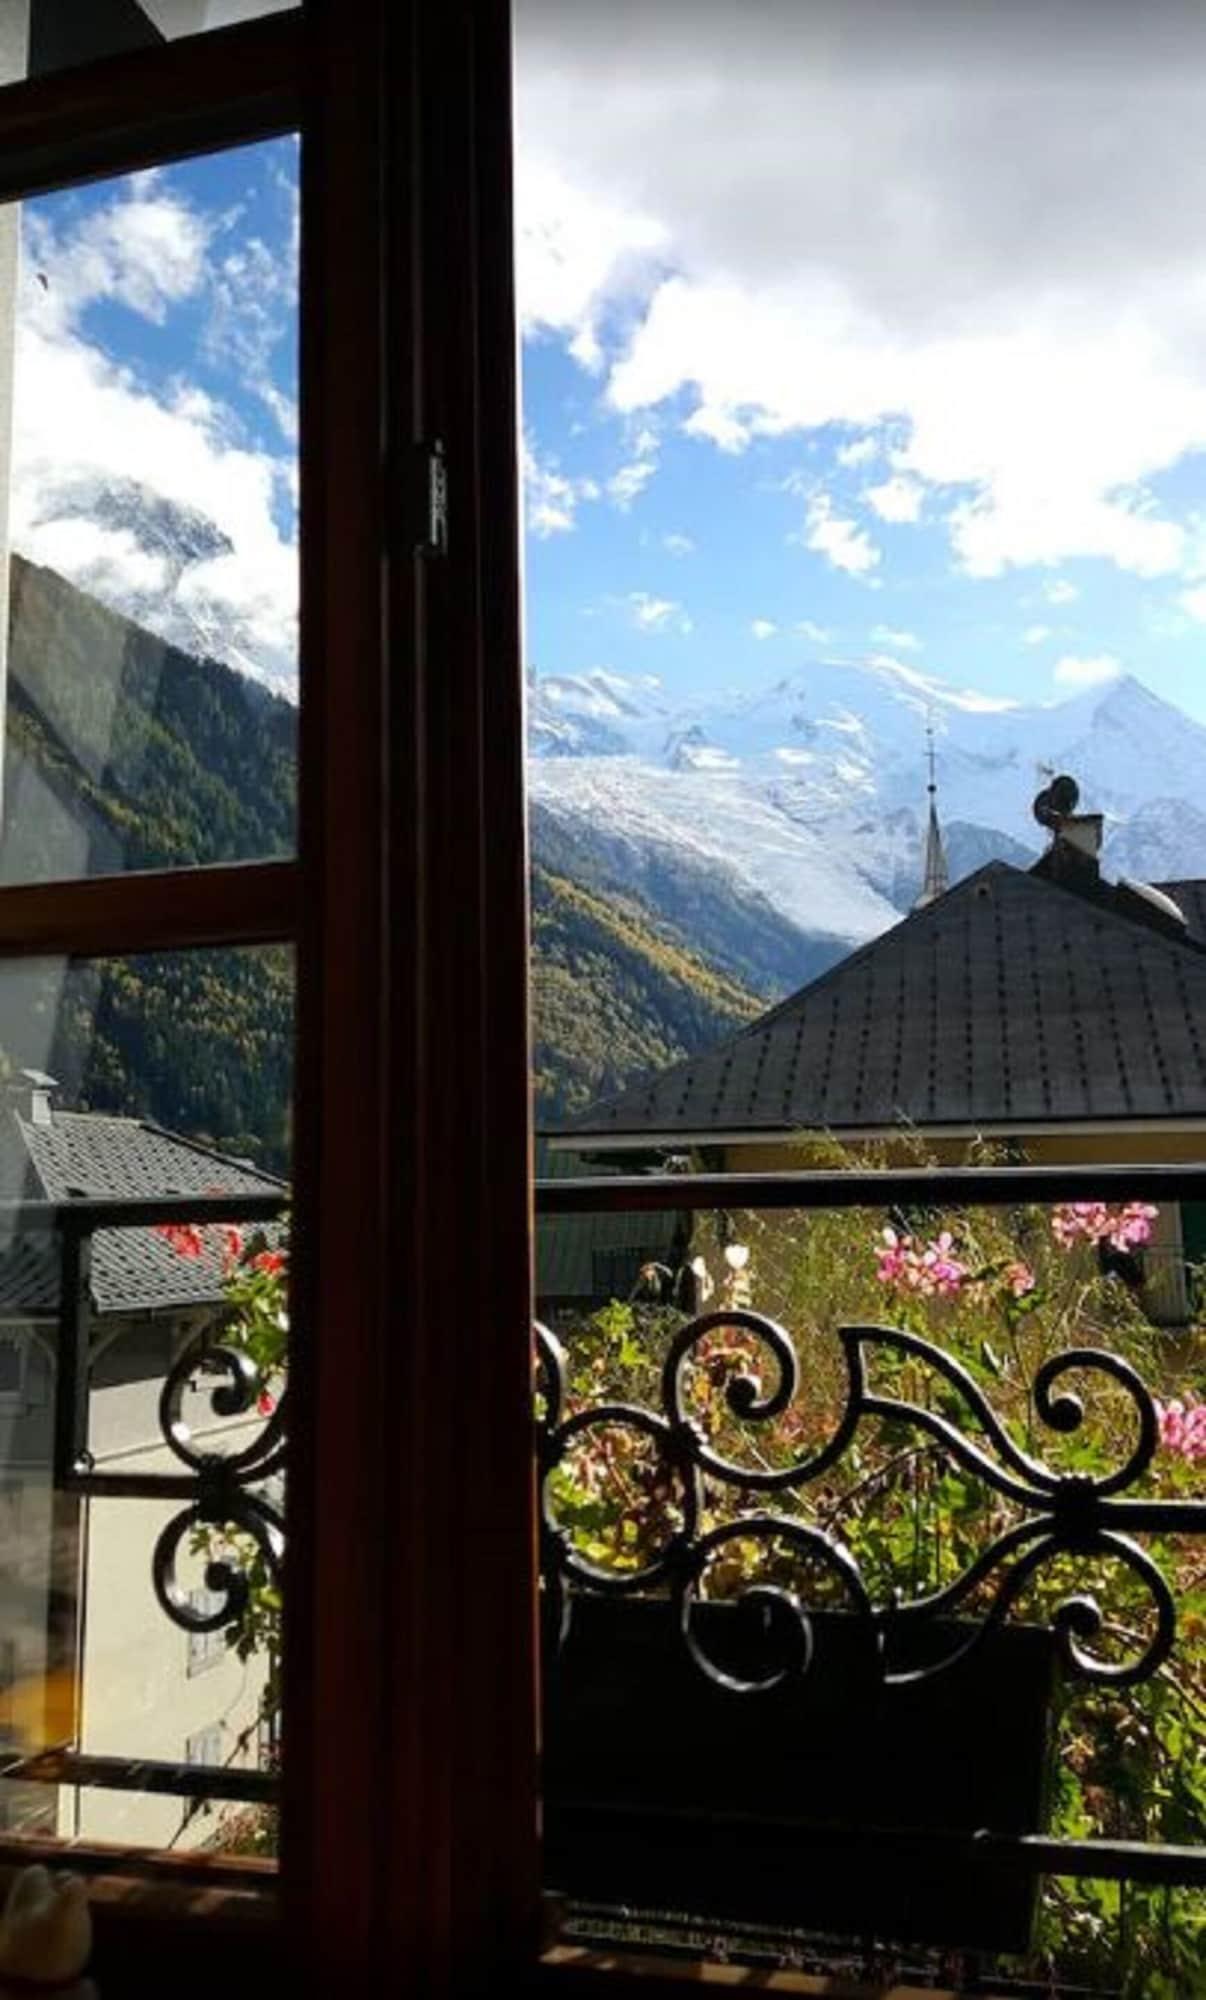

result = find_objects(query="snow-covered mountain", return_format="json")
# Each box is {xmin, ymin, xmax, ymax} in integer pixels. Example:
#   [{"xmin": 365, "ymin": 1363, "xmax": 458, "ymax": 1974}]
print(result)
[
  {"xmin": 13, "ymin": 479, "xmax": 296, "ymax": 694},
  {"xmin": 529, "ymin": 657, "xmax": 1206, "ymax": 962}
]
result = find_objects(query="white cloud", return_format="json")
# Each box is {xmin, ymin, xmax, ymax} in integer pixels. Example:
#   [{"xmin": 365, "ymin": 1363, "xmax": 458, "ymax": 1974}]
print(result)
[
  {"xmin": 608, "ymin": 457, "xmax": 656, "ymax": 506},
  {"xmin": 203, "ymin": 228, "xmax": 297, "ymax": 445},
  {"xmin": 662, "ymin": 531, "xmax": 694, "ymax": 555},
  {"xmin": 795, "ymin": 618, "xmax": 831, "ymax": 642},
  {"xmin": 836, "ymin": 435, "xmax": 880, "ymax": 469},
  {"xmin": 515, "ymin": 153, "xmax": 668, "ymax": 370},
  {"xmin": 1179, "ymin": 584, "xmax": 1206, "ymax": 622},
  {"xmin": 863, "ymin": 474, "xmax": 923, "ymax": 524},
  {"xmin": 24, "ymin": 518, "xmax": 168, "ymax": 597},
  {"xmin": 803, "ymin": 493, "xmax": 881, "ymax": 577},
  {"xmin": 1053, "ymin": 652, "xmax": 1122, "ymax": 689},
  {"xmin": 870, "ymin": 623, "xmax": 919, "ymax": 651},
  {"xmin": 751, "ymin": 617, "xmax": 777, "ymax": 639},
  {"xmin": 1023, "ymin": 623, "xmax": 1052, "ymax": 644},
  {"xmin": 515, "ymin": 7, "xmax": 1206, "ymax": 586},
  {"xmin": 607, "ymin": 426, "xmax": 659, "ymax": 509},
  {"xmin": 523, "ymin": 435, "xmax": 599, "ymax": 536},
  {"xmin": 1044, "ymin": 578, "xmax": 1080, "ymax": 605},
  {"xmin": 628, "ymin": 591, "xmax": 691, "ymax": 634},
  {"xmin": 26, "ymin": 183, "xmax": 210, "ymax": 332},
  {"xmin": 12, "ymin": 174, "xmax": 299, "ymax": 690}
]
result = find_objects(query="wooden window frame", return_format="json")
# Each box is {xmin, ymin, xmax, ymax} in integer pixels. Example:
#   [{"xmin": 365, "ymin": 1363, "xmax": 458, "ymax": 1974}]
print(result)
[
  {"xmin": 0, "ymin": 3, "xmax": 547, "ymax": 1993},
  {"xmin": 0, "ymin": 7, "xmax": 844, "ymax": 1996}
]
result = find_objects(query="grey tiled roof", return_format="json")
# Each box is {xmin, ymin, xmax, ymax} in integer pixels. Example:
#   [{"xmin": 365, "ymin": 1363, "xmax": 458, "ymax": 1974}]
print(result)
[
  {"xmin": 0, "ymin": 1113, "xmax": 284, "ymax": 1320},
  {"xmin": 1158, "ymin": 881, "xmax": 1206, "ymax": 947},
  {"xmin": 555, "ymin": 865, "xmax": 1206, "ymax": 1144}
]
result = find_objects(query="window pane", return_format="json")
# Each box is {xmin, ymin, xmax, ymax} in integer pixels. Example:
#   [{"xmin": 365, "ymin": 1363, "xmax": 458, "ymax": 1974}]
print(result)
[
  {"xmin": 0, "ymin": 946, "xmax": 290, "ymax": 1856},
  {"xmin": 0, "ymin": 139, "xmax": 298, "ymax": 882},
  {"xmin": 519, "ymin": 2, "xmax": 1206, "ymax": 1989},
  {"xmin": 1, "ymin": 2, "xmax": 297, "ymax": 92}
]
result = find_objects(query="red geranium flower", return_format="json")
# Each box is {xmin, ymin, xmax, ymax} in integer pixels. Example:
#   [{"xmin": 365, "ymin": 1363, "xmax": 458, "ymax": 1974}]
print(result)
[{"xmin": 156, "ymin": 1222, "xmax": 204, "ymax": 1260}]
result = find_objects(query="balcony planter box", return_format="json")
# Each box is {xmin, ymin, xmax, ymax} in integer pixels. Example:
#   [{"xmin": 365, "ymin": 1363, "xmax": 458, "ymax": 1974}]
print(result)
[{"xmin": 542, "ymin": 1592, "xmax": 1056, "ymax": 1956}]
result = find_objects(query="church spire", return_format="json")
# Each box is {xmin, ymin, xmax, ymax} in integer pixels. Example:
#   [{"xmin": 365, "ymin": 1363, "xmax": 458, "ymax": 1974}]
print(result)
[{"xmin": 914, "ymin": 717, "xmax": 950, "ymax": 910}]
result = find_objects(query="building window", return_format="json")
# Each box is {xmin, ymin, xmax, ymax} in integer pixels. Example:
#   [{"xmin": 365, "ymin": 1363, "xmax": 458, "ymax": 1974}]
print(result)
[
  {"xmin": 590, "ymin": 1246, "xmax": 672, "ymax": 1302},
  {"xmin": 185, "ymin": 1590, "xmax": 226, "ymax": 1677},
  {"xmin": 185, "ymin": 1723, "xmax": 223, "ymax": 1770},
  {"xmin": 0, "ymin": 1335, "xmax": 27, "ymax": 1406}
]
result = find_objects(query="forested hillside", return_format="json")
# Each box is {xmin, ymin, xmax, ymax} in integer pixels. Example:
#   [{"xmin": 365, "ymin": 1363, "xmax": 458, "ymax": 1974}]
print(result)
[
  {"xmin": 531, "ymin": 864, "xmax": 761, "ymax": 1122},
  {"xmin": 0, "ymin": 557, "xmax": 773, "ymax": 1161},
  {"xmin": 1, "ymin": 556, "xmax": 295, "ymax": 1169}
]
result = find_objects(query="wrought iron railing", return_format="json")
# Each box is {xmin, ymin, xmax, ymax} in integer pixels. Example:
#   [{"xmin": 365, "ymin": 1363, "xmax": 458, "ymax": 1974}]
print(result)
[
  {"xmin": 535, "ymin": 1162, "xmax": 1206, "ymax": 1903},
  {"xmin": 5, "ymin": 1161, "xmax": 1206, "ymax": 1912},
  {"xmin": 0, "ymin": 1189, "xmax": 286, "ymax": 1814}
]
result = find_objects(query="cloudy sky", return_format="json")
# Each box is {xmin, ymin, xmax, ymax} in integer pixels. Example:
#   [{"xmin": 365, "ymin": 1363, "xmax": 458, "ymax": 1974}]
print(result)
[
  {"xmin": 10, "ymin": 136, "xmax": 297, "ymax": 690},
  {"xmin": 515, "ymin": 0, "xmax": 1206, "ymax": 723},
  {"xmin": 13, "ymin": 6, "xmax": 1206, "ymax": 734}
]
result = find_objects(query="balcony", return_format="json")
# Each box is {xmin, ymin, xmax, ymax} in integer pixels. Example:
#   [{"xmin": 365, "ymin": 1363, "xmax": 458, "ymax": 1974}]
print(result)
[
  {"xmin": 0, "ymin": 1186, "xmax": 285, "ymax": 1849},
  {"xmin": 0, "ymin": 1160, "xmax": 1201, "ymax": 1991},
  {"xmin": 536, "ymin": 1161, "xmax": 1206, "ymax": 1994}
]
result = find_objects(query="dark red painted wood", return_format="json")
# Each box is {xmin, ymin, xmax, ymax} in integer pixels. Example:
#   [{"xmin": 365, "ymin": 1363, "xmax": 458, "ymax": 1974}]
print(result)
[{"xmin": 0, "ymin": 11, "xmax": 300, "ymax": 202}]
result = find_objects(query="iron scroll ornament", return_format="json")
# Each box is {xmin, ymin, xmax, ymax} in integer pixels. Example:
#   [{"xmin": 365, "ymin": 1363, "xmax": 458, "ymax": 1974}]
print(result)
[
  {"xmin": 535, "ymin": 1314, "xmax": 1206, "ymax": 1693},
  {"xmin": 151, "ymin": 1334, "xmax": 285, "ymax": 1636}
]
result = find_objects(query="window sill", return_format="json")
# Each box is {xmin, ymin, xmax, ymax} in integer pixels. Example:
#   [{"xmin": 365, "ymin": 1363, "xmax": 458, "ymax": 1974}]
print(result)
[
  {"xmin": 0, "ymin": 1841, "xmax": 277, "ymax": 1999},
  {"xmin": 537, "ymin": 1943, "xmax": 1008, "ymax": 2000}
]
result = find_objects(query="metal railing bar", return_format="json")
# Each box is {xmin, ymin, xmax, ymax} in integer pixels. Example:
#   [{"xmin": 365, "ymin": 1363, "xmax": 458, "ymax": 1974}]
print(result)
[
  {"xmin": 0, "ymin": 1193, "xmax": 288, "ymax": 1233},
  {"xmin": 549, "ymin": 1800, "xmax": 1206, "ymax": 1888},
  {"xmin": 536, "ymin": 1162, "xmax": 1206, "ymax": 1215},
  {"xmin": 62, "ymin": 1470, "xmax": 226, "ymax": 1501},
  {"xmin": 5, "ymin": 1749, "xmax": 274, "ymax": 1805}
]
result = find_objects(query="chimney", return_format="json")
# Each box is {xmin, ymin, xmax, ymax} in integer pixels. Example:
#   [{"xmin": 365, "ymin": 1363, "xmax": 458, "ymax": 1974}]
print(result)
[
  {"xmin": 19, "ymin": 1069, "xmax": 56, "ymax": 1127},
  {"xmin": 1031, "ymin": 773, "xmax": 1103, "ymax": 890},
  {"xmin": 1028, "ymin": 774, "xmax": 1192, "ymax": 941}
]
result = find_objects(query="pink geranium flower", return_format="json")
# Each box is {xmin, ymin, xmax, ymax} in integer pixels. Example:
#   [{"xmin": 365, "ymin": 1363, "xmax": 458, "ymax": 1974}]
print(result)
[
  {"xmin": 1154, "ymin": 1396, "xmax": 1206, "ymax": 1463},
  {"xmin": 1052, "ymin": 1202, "xmax": 1157, "ymax": 1254},
  {"xmin": 874, "ymin": 1226, "xmax": 968, "ymax": 1299},
  {"xmin": 1004, "ymin": 1261, "xmax": 1036, "ymax": 1298}
]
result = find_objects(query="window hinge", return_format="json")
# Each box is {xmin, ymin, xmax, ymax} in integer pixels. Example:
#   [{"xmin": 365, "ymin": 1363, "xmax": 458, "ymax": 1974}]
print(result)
[{"xmin": 420, "ymin": 439, "xmax": 448, "ymax": 558}]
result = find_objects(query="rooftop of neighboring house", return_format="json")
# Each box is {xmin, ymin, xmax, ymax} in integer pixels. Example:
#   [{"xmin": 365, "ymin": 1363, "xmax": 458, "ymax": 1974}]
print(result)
[
  {"xmin": 0, "ymin": 1074, "xmax": 285, "ymax": 1319},
  {"xmin": 549, "ymin": 776, "xmax": 1206, "ymax": 1152}
]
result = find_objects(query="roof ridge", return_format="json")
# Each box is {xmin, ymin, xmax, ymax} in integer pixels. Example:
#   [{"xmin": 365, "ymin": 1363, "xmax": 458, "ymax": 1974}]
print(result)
[
  {"xmin": 1026, "ymin": 864, "xmax": 1206, "ymax": 965},
  {"xmin": 737, "ymin": 861, "xmax": 1017, "ymax": 1037},
  {"xmin": 137, "ymin": 1120, "xmax": 288, "ymax": 1188},
  {"xmin": 549, "ymin": 862, "xmax": 1021, "ymax": 1137},
  {"xmin": 553, "ymin": 857, "xmax": 1206, "ymax": 1143}
]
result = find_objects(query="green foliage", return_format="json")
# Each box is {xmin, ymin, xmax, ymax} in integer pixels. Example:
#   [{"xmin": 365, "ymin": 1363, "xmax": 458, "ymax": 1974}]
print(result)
[
  {"xmin": 181, "ymin": 1226, "xmax": 287, "ymax": 1852},
  {"xmin": 531, "ymin": 863, "xmax": 761, "ymax": 1120},
  {"xmin": 1, "ymin": 557, "xmax": 297, "ymax": 1171},
  {"xmin": 1, "ymin": 559, "xmax": 763, "ymax": 1159},
  {"xmin": 547, "ymin": 1180, "xmax": 1206, "ymax": 1996}
]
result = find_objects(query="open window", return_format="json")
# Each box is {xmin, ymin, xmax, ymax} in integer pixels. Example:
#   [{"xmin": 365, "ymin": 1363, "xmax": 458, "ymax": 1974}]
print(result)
[{"xmin": 522, "ymin": 4, "xmax": 1206, "ymax": 1993}]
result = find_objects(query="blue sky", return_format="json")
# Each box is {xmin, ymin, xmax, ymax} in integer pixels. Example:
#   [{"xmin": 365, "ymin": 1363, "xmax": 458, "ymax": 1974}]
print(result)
[
  {"xmin": 12, "ymin": 19, "xmax": 1206, "ymax": 741},
  {"xmin": 522, "ymin": 354, "xmax": 1206, "ymax": 718},
  {"xmin": 516, "ymin": 3, "xmax": 1206, "ymax": 726}
]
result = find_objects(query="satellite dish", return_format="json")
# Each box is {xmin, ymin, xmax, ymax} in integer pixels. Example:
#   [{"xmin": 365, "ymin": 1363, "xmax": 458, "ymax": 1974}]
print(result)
[{"xmin": 1033, "ymin": 772, "xmax": 1080, "ymax": 829}]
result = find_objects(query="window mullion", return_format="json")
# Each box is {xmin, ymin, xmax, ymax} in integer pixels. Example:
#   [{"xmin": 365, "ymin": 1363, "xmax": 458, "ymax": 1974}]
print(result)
[
  {"xmin": 0, "ymin": 860, "xmax": 298, "ymax": 960},
  {"xmin": 0, "ymin": 11, "xmax": 301, "ymax": 205}
]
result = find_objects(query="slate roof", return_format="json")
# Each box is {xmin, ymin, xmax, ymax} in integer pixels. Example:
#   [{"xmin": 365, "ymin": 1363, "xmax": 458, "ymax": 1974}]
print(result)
[
  {"xmin": 0, "ymin": 1111, "xmax": 285, "ymax": 1320},
  {"xmin": 553, "ymin": 864, "xmax": 1206, "ymax": 1145},
  {"xmin": 1158, "ymin": 880, "xmax": 1206, "ymax": 947}
]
